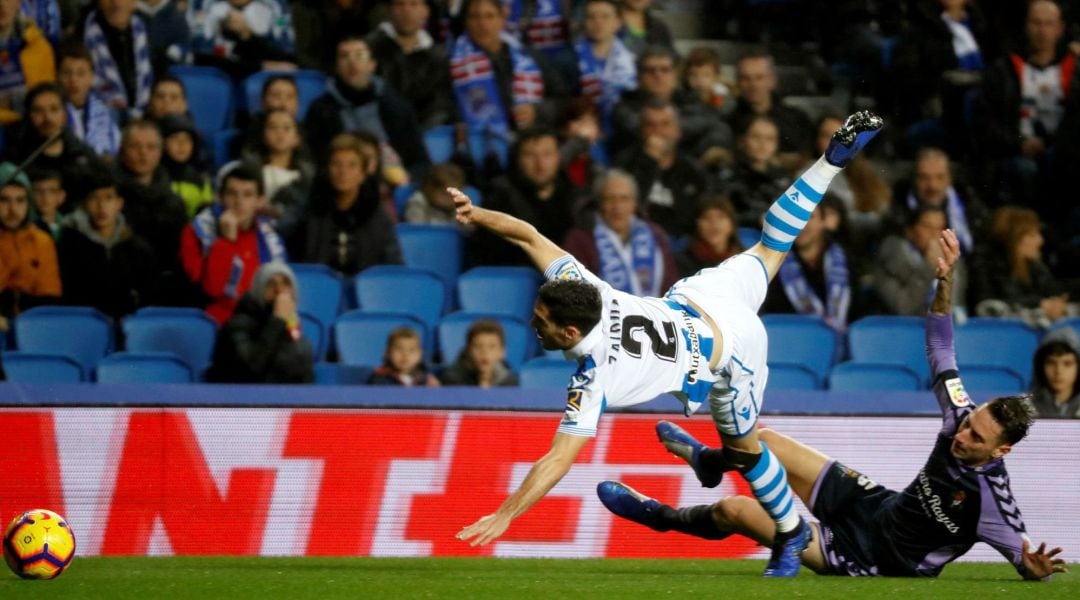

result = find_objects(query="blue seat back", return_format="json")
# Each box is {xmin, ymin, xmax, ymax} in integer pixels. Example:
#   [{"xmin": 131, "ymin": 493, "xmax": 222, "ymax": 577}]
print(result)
[
  {"xmin": 96, "ymin": 352, "xmax": 194, "ymax": 384},
  {"xmin": 124, "ymin": 308, "xmax": 217, "ymax": 374},
  {"xmin": 466, "ymin": 127, "xmax": 509, "ymax": 169},
  {"xmin": 15, "ymin": 306, "xmax": 113, "ymax": 371},
  {"xmin": 519, "ymin": 358, "xmax": 575, "ymax": 389},
  {"xmin": 768, "ymin": 362, "xmax": 821, "ymax": 390},
  {"xmin": 300, "ymin": 312, "xmax": 326, "ymax": 360},
  {"xmin": 847, "ymin": 316, "xmax": 928, "ymax": 385},
  {"xmin": 438, "ymin": 312, "xmax": 532, "ymax": 370},
  {"xmin": 959, "ymin": 365, "xmax": 1025, "ymax": 393},
  {"xmin": 355, "ymin": 265, "xmax": 446, "ymax": 328},
  {"xmin": 423, "ymin": 125, "xmax": 456, "ymax": 163},
  {"xmin": 396, "ymin": 224, "xmax": 463, "ymax": 307},
  {"xmin": 457, "ymin": 267, "xmax": 541, "ymax": 321},
  {"xmin": 2, "ymin": 352, "xmax": 84, "ymax": 383},
  {"xmin": 213, "ymin": 128, "xmax": 243, "ymax": 168},
  {"xmin": 242, "ymin": 69, "xmax": 327, "ymax": 119},
  {"xmin": 829, "ymin": 362, "xmax": 922, "ymax": 391},
  {"xmin": 737, "ymin": 227, "xmax": 760, "ymax": 250},
  {"xmin": 168, "ymin": 65, "xmax": 235, "ymax": 137},
  {"xmin": 334, "ymin": 311, "xmax": 428, "ymax": 367},
  {"xmin": 762, "ymin": 314, "xmax": 839, "ymax": 383},
  {"xmin": 395, "ymin": 184, "xmax": 482, "ymax": 222},
  {"xmin": 290, "ymin": 263, "xmax": 344, "ymax": 334},
  {"xmin": 313, "ymin": 362, "xmax": 373, "ymax": 385},
  {"xmin": 954, "ymin": 318, "xmax": 1040, "ymax": 387}
]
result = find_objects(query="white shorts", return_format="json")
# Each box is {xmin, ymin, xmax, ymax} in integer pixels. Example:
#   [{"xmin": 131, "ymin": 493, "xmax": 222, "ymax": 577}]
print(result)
[{"xmin": 666, "ymin": 253, "xmax": 771, "ymax": 437}]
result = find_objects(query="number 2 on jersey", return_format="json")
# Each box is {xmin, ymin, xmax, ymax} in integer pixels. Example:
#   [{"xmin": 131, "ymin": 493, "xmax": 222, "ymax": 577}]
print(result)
[{"xmin": 621, "ymin": 316, "xmax": 678, "ymax": 362}]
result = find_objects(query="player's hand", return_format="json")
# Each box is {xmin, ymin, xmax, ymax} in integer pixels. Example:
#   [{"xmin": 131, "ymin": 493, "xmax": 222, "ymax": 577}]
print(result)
[
  {"xmin": 1021, "ymin": 539, "xmax": 1067, "ymax": 580},
  {"xmin": 456, "ymin": 513, "xmax": 511, "ymax": 547},
  {"xmin": 450, "ymin": 187, "xmax": 474, "ymax": 225},
  {"xmin": 934, "ymin": 229, "xmax": 960, "ymax": 280}
]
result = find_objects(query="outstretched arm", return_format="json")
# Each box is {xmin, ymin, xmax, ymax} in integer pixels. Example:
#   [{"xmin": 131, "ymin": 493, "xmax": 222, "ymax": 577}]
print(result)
[
  {"xmin": 929, "ymin": 229, "xmax": 961, "ymax": 316},
  {"xmin": 1020, "ymin": 539, "xmax": 1068, "ymax": 581},
  {"xmin": 456, "ymin": 432, "xmax": 591, "ymax": 546},
  {"xmin": 451, "ymin": 187, "xmax": 568, "ymax": 272},
  {"xmin": 926, "ymin": 229, "xmax": 961, "ymax": 379}
]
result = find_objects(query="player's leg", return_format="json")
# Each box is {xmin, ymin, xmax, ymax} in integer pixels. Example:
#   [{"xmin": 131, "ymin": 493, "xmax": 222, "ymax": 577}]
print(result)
[
  {"xmin": 747, "ymin": 111, "xmax": 883, "ymax": 281},
  {"xmin": 757, "ymin": 428, "xmax": 831, "ymax": 506}
]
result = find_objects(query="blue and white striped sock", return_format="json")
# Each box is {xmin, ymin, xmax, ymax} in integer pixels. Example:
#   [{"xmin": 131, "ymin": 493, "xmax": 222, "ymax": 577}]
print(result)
[
  {"xmin": 760, "ymin": 156, "xmax": 842, "ymax": 252},
  {"xmin": 743, "ymin": 442, "xmax": 800, "ymax": 534}
]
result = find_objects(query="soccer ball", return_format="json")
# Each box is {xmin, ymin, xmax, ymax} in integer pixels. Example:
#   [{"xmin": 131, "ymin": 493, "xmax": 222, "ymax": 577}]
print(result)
[{"xmin": 3, "ymin": 509, "xmax": 76, "ymax": 580}]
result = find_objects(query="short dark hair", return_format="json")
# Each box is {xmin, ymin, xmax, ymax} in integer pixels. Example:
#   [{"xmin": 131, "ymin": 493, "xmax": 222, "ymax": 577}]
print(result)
[
  {"xmin": 152, "ymin": 74, "xmax": 187, "ymax": 98},
  {"xmin": 25, "ymin": 82, "xmax": 66, "ymax": 111},
  {"xmin": 261, "ymin": 75, "xmax": 297, "ymax": 101},
  {"xmin": 684, "ymin": 46, "xmax": 721, "ymax": 72},
  {"xmin": 467, "ymin": 319, "xmax": 506, "ymax": 346},
  {"xmin": 905, "ymin": 204, "xmax": 946, "ymax": 228},
  {"xmin": 56, "ymin": 41, "xmax": 93, "ymax": 65},
  {"xmin": 637, "ymin": 44, "xmax": 679, "ymax": 71},
  {"xmin": 537, "ymin": 279, "xmax": 602, "ymax": 334},
  {"xmin": 984, "ymin": 395, "xmax": 1036, "ymax": 445},
  {"xmin": 27, "ymin": 167, "xmax": 63, "ymax": 184},
  {"xmin": 220, "ymin": 162, "xmax": 265, "ymax": 197}
]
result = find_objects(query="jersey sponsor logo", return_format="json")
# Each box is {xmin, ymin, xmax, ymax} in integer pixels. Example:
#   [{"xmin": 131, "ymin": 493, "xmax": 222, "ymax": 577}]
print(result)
[
  {"xmin": 945, "ymin": 378, "xmax": 971, "ymax": 408},
  {"xmin": 916, "ymin": 468, "xmax": 960, "ymax": 534},
  {"xmin": 841, "ymin": 466, "xmax": 879, "ymax": 491},
  {"xmin": 679, "ymin": 310, "xmax": 702, "ymax": 384},
  {"xmin": 554, "ymin": 260, "xmax": 584, "ymax": 281},
  {"xmin": 950, "ymin": 490, "xmax": 966, "ymax": 509}
]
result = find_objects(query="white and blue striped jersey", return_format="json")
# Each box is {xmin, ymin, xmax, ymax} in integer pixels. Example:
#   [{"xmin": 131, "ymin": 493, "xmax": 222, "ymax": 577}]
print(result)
[{"xmin": 545, "ymin": 255, "xmax": 718, "ymax": 437}]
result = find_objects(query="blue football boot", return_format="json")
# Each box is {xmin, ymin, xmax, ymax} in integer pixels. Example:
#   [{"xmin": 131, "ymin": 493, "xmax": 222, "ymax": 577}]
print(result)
[
  {"xmin": 596, "ymin": 481, "xmax": 664, "ymax": 530},
  {"xmin": 824, "ymin": 111, "xmax": 884, "ymax": 167},
  {"xmin": 655, "ymin": 420, "xmax": 722, "ymax": 489},
  {"xmin": 763, "ymin": 517, "xmax": 812, "ymax": 577}
]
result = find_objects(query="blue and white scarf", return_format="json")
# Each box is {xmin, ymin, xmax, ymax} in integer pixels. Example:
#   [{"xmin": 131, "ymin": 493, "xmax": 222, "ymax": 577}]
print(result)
[
  {"xmin": 575, "ymin": 36, "xmax": 636, "ymax": 125},
  {"xmin": 191, "ymin": 204, "xmax": 287, "ymax": 299},
  {"xmin": 595, "ymin": 217, "xmax": 663, "ymax": 296},
  {"xmin": 942, "ymin": 12, "xmax": 983, "ymax": 71},
  {"xmin": 67, "ymin": 94, "xmax": 121, "ymax": 157},
  {"xmin": 504, "ymin": 0, "xmax": 568, "ymax": 55},
  {"xmin": 84, "ymin": 11, "xmax": 153, "ymax": 116},
  {"xmin": 905, "ymin": 186, "xmax": 973, "ymax": 253},
  {"xmin": 779, "ymin": 243, "xmax": 850, "ymax": 332},
  {"xmin": 21, "ymin": 0, "xmax": 61, "ymax": 46},
  {"xmin": 325, "ymin": 77, "xmax": 390, "ymax": 142},
  {"xmin": 450, "ymin": 32, "xmax": 543, "ymax": 138},
  {"xmin": 0, "ymin": 32, "xmax": 25, "ymax": 94}
]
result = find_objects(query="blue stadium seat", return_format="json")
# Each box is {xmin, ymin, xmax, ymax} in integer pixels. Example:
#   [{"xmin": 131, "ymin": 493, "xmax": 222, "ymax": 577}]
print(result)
[
  {"xmin": 95, "ymin": 352, "xmax": 194, "ymax": 384},
  {"xmin": 355, "ymin": 265, "xmax": 446, "ymax": 329},
  {"xmin": 396, "ymin": 225, "xmax": 464, "ymax": 308},
  {"xmin": 959, "ymin": 365, "xmax": 1025, "ymax": 394},
  {"xmin": 519, "ymin": 358, "xmax": 575, "ymax": 389},
  {"xmin": 213, "ymin": 128, "xmax": 243, "ymax": 168},
  {"xmin": 123, "ymin": 308, "xmax": 217, "ymax": 376},
  {"xmin": 466, "ymin": 127, "xmax": 509, "ymax": 169},
  {"xmin": 334, "ymin": 311, "xmax": 428, "ymax": 367},
  {"xmin": 15, "ymin": 306, "xmax": 114, "ymax": 372},
  {"xmin": 168, "ymin": 65, "xmax": 235, "ymax": 137},
  {"xmin": 2, "ymin": 352, "xmax": 84, "ymax": 383},
  {"xmin": 290, "ymin": 263, "xmax": 344, "ymax": 334},
  {"xmin": 768, "ymin": 362, "xmax": 821, "ymax": 390},
  {"xmin": 313, "ymin": 362, "xmax": 373, "ymax": 385},
  {"xmin": 847, "ymin": 316, "xmax": 928, "ymax": 385},
  {"xmin": 241, "ymin": 69, "xmax": 327, "ymax": 119},
  {"xmin": 457, "ymin": 266, "xmax": 541, "ymax": 321},
  {"xmin": 955, "ymin": 318, "xmax": 1040, "ymax": 387},
  {"xmin": 300, "ymin": 312, "xmax": 327, "ymax": 360},
  {"xmin": 737, "ymin": 227, "xmax": 760, "ymax": 250},
  {"xmin": 438, "ymin": 312, "xmax": 532, "ymax": 370},
  {"xmin": 829, "ymin": 362, "xmax": 922, "ymax": 391},
  {"xmin": 762, "ymin": 314, "xmax": 839, "ymax": 384},
  {"xmin": 423, "ymin": 125, "xmax": 456, "ymax": 163},
  {"xmin": 394, "ymin": 184, "xmax": 482, "ymax": 222}
]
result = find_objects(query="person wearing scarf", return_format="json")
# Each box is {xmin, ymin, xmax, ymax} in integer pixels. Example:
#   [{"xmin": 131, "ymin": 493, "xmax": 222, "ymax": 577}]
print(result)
[
  {"xmin": 504, "ymin": 0, "xmax": 570, "ymax": 57},
  {"xmin": 901, "ymin": 147, "xmax": 977, "ymax": 253},
  {"xmin": 573, "ymin": 0, "xmax": 635, "ymax": 134},
  {"xmin": 563, "ymin": 168, "xmax": 676, "ymax": 297},
  {"xmin": 20, "ymin": 0, "xmax": 61, "ymax": 47},
  {"xmin": 58, "ymin": 43, "xmax": 121, "ymax": 158},
  {"xmin": 83, "ymin": 0, "xmax": 154, "ymax": 118},
  {"xmin": 180, "ymin": 162, "xmax": 287, "ymax": 325},
  {"xmin": 0, "ymin": 4, "xmax": 55, "ymax": 126},
  {"xmin": 676, "ymin": 196, "xmax": 743, "ymax": 278}
]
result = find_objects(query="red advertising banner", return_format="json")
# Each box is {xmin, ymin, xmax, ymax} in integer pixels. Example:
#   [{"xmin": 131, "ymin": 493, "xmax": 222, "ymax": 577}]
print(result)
[{"xmin": 1, "ymin": 409, "xmax": 1077, "ymax": 561}]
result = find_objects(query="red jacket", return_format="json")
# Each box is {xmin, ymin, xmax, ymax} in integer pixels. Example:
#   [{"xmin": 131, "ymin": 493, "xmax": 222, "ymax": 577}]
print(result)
[{"xmin": 180, "ymin": 225, "xmax": 263, "ymax": 325}]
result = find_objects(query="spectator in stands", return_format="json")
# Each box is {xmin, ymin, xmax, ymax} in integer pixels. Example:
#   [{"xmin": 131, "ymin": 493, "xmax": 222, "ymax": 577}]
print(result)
[
  {"xmin": 4, "ymin": 83, "xmax": 97, "ymax": 193},
  {"xmin": 241, "ymin": 109, "xmax": 313, "ymax": 238},
  {"xmin": 83, "ymin": 0, "xmax": 154, "ymax": 118},
  {"xmin": 28, "ymin": 168, "xmax": 65, "ymax": 240},
  {"xmin": 135, "ymin": 0, "xmax": 191, "ymax": 74},
  {"xmin": 893, "ymin": 147, "xmax": 981, "ymax": 255},
  {"xmin": 159, "ymin": 114, "xmax": 212, "ymax": 217},
  {"xmin": 181, "ymin": 162, "xmax": 287, "ymax": 325},
  {"xmin": 57, "ymin": 166, "xmax": 158, "ymax": 318},
  {"xmin": 611, "ymin": 45, "xmax": 732, "ymax": 161},
  {"xmin": 57, "ymin": 42, "xmax": 121, "ymax": 158},
  {"xmin": 973, "ymin": 0, "xmax": 1079, "ymax": 213},
  {"xmin": 305, "ymin": 36, "xmax": 429, "ymax": 176},
  {"xmin": 617, "ymin": 0, "xmax": 674, "ymax": 56},
  {"xmin": 572, "ymin": 0, "xmax": 636, "ymax": 132},
  {"xmin": 294, "ymin": 133, "xmax": 402, "ymax": 276},
  {"xmin": 368, "ymin": 325, "xmax": 440, "ymax": 386},
  {"xmin": 728, "ymin": 50, "xmax": 813, "ymax": 165},
  {"xmin": 812, "ymin": 114, "xmax": 890, "ymax": 245},
  {"xmin": 762, "ymin": 205, "xmax": 852, "ymax": 333},
  {"xmin": 675, "ymin": 195, "xmax": 743, "ymax": 278},
  {"xmin": 259, "ymin": 74, "xmax": 299, "ymax": 118},
  {"xmin": 207, "ymin": 261, "xmax": 315, "ymax": 383},
  {"xmin": 448, "ymin": 0, "xmax": 568, "ymax": 139},
  {"xmin": 969, "ymin": 206, "xmax": 1074, "ymax": 329},
  {"xmin": 441, "ymin": 318, "xmax": 519, "ymax": 388},
  {"xmin": 557, "ymin": 97, "xmax": 606, "ymax": 192},
  {"xmin": 1031, "ymin": 327, "xmax": 1080, "ymax": 418},
  {"xmin": 352, "ymin": 126, "xmax": 410, "ymax": 204},
  {"xmin": 115, "ymin": 120, "xmax": 189, "ymax": 274},
  {"xmin": 404, "ymin": 162, "xmax": 468, "ymax": 229},
  {"xmin": 0, "ymin": 163, "xmax": 61, "ymax": 331},
  {"xmin": 469, "ymin": 127, "xmax": 579, "ymax": 266},
  {"xmin": 20, "ymin": 0, "xmax": 61, "ymax": 47},
  {"xmin": 872, "ymin": 206, "xmax": 968, "ymax": 317},
  {"xmin": 192, "ymin": 0, "xmax": 295, "ymax": 78},
  {"xmin": 721, "ymin": 114, "xmax": 792, "ymax": 227},
  {"xmin": 366, "ymin": 0, "xmax": 454, "ymax": 130},
  {"xmin": 144, "ymin": 74, "xmax": 189, "ymax": 122},
  {"xmin": 564, "ymin": 168, "xmax": 677, "ymax": 296},
  {"xmin": 683, "ymin": 46, "xmax": 733, "ymax": 116},
  {"xmin": 292, "ymin": 0, "xmax": 376, "ymax": 72},
  {"xmin": 505, "ymin": 0, "xmax": 573, "ymax": 64},
  {"xmin": 0, "ymin": 0, "xmax": 55, "ymax": 126},
  {"xmin": 615, "ymin": 99, "xmax": 709, "ymax": 241}
]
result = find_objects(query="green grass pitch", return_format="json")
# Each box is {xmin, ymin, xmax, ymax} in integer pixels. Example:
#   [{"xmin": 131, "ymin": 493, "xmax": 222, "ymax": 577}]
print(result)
[{"xmin": 0, "ymin": 557, "xmax": 1074, "ymax": 599}]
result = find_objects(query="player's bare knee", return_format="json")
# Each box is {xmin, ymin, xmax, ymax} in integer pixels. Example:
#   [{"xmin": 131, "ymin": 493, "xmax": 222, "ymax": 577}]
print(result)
[{"xmin": 711, "ymin": 496, "xmax": 754, "ymax": 528}]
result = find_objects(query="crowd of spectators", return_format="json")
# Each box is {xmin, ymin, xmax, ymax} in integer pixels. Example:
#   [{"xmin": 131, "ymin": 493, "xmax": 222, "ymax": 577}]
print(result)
[{"xmin": 0, "ymin": 0, "xmax": 1078, "ymax": 416}]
